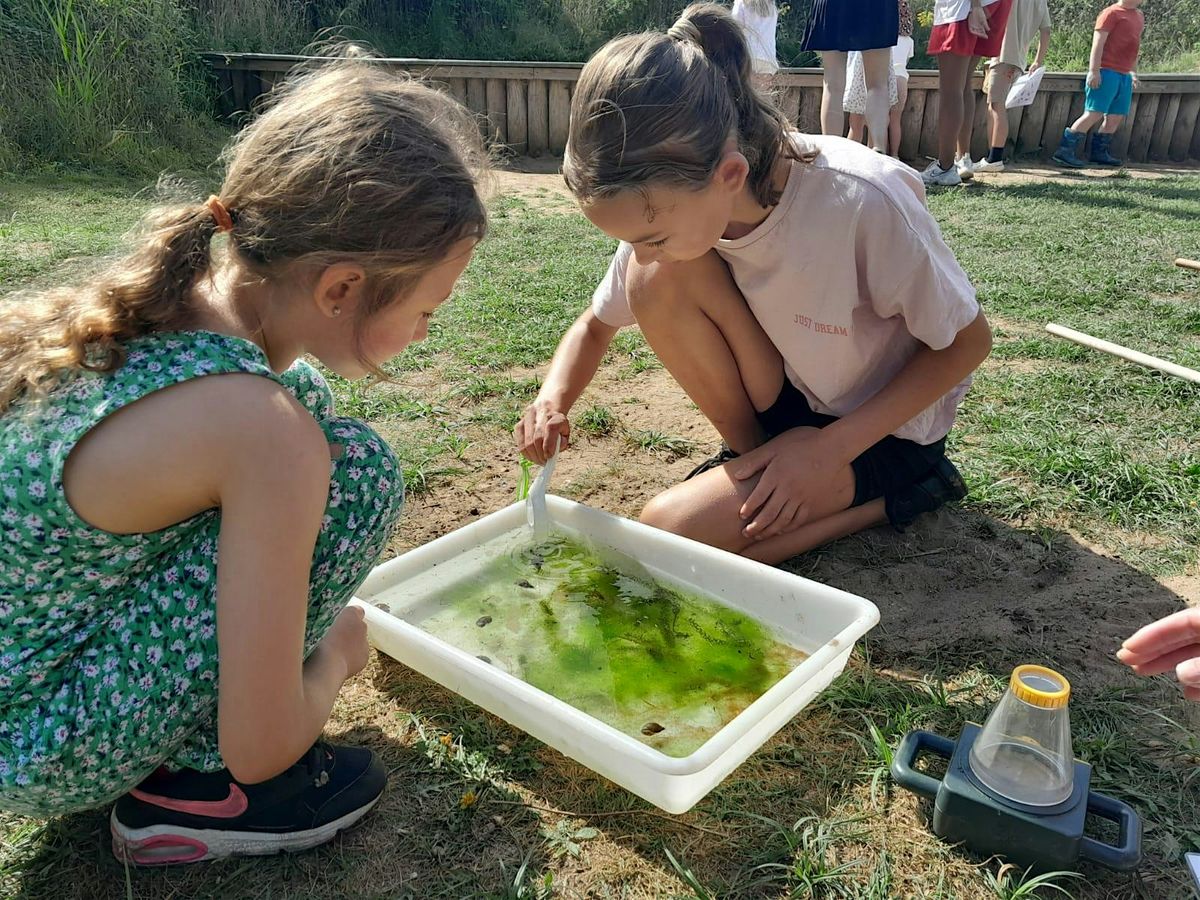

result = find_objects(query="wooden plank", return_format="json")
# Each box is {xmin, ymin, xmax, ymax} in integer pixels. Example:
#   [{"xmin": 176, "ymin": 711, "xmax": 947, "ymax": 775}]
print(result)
[
  {"xmin": 898, "ymin": 86, "xmax": 926, "ymax": 162},
  {"xmin": 447, "ymin": 77, "xmax": 468, "ymax": 107},
  {"xmin": 1149, "ymin": 92, "xmax": 1180, "ymax": 160},
  {"xmin": 1168, "ymin": 94, "xmax": 1200, "ymax": 160},
  {"xmin": 527, "ymin": 78, "xmax": 549, "ymax": 157},
  {"xmin": 1004, "ymin": 100, "xmax": 1024, "ymax": 154},
  {"xmin": 780, "ymin": 86, "xmax": 801, "ymax": 126},
  {"xmin": 1016, "ymin": 90, "xmax": 1049, "ymax": 155},
  {"xmin": 485, "ymin": 78, "xmax": 508, "ymax": 146},
  {"xmin": 918, "ymin": 87, "xmax": 940, "ymax": 161},
  {"xmin": 1111, "ymin": 92, "xmax": 1139, "ymax": 159},
  {"xmin": 1038, "ymin": 90, "xmax": 1073, "ymax": 157},
  {"xmin": 466, "ymin": 78, "xmax": 487, "ymax": 116},
  {"xmin": 798, "ymin": 86, "xmax": 822, "ymax": 134},
  {"xmin": 1128, "ymin": 92, "xmax": 1160, "ymax": 162},
  {"xmin": 549, "ymin": 81, "xmax": 571, "ymax": 154},
  {"xmin": 466, "ymin": 78, "xmax": 487, "ymax": 137},
  {"xmin": 506, "ymin": 79, "xmax": 528, "ymax": 154},
  {"xmin": 230, "ymin": 66, "xmax": 247, "ymax": 113},
  {"xmin": 1191, "ymin": 101, "xmax": 1200, "ymax": 160}
]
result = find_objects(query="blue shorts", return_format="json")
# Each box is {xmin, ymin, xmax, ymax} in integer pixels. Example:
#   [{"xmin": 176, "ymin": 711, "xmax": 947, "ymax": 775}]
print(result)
[{"xmin": 1085, "ymin": 69, "xmax": 1133, "ymax": 117}]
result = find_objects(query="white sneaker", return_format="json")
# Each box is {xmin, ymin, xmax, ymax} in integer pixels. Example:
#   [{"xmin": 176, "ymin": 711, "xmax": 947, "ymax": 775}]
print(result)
[
  {"xmin": 972, "ymin": 157, "xmax": 1006, "ymax": 172},
  {"xmin": 921, "ymin": 161, "xmax": 962, "ymax": 186},
  {"xmin": 954, "ymin": 154, "xmax": 976, "ymax": 180}
]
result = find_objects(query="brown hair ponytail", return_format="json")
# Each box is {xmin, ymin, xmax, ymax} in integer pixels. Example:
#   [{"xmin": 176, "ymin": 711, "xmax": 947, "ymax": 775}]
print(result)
[{"xmin": 565, "ymin": 2, "xmax": 809, "ymax": 208}]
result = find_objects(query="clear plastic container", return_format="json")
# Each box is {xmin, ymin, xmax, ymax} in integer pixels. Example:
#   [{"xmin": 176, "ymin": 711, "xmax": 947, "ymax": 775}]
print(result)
[{"xmin": 968, "ymin": 665, "xmax": 1074, "ymax": 807}]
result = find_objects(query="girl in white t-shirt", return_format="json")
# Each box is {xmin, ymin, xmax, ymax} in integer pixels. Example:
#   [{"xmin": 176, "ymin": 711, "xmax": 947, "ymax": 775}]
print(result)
[
  {"xmin": 514, "ymin": 2, "xmax": 992, "ymax": 565},
  {"xmin": 731, "ymin": 0, "xmax": 779, "ymax": 78}
]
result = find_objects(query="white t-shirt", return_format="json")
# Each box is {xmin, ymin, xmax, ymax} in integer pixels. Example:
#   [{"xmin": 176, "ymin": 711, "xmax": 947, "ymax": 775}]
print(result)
[
  {"xmin": 934, "ymin": 0, "xmax": 1001, "ymax": 27},
  {"xmin": 731, "ymin": 0, "xmax": 779, "ymax": 74},
  {"xmin": 993, "ymin": 0, "xmax": 1052, "ymax": 71},
  {"xmin": 591, "ymin": 135, "xmax": 980, "ymax": 446}
]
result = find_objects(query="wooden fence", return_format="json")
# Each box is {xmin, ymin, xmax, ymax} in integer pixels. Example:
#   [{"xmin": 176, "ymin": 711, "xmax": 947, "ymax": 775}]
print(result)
[{"xmin": 202, "ymin": 53, "xmax": 1200, "ymax": 164}]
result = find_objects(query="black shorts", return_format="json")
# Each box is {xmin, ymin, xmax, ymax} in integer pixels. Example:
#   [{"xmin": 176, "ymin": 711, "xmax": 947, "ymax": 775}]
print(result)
[{"xmin": 757, "ymin": 379, "xmax": 947, "ymax": 508}]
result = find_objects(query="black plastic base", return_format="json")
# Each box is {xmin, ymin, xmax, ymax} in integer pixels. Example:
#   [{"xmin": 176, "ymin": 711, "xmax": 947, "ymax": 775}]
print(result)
[{"xmin": 931, "ymin": 723, "xmax": 1093, "ymax": 872}]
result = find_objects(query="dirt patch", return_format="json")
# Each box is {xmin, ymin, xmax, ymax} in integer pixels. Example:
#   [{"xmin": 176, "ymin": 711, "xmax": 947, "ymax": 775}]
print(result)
[{"xmin": 490, "ymin": 159, "xmax": 575, "ymax": 212}]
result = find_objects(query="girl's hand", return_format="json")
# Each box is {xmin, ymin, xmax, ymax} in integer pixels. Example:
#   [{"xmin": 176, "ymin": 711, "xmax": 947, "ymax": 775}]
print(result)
[
  {"xmin": 1117, "ymin": 607, "xmax": 1200, "ymax": 701},
  {"xmin": 515, "ymin": 400, "xmax": 571, "ymax": 465},
  {"xmin": 729, "ymin": 428, "xmax": 846, "ymax": 540},
  {"xmin": 316, "ymin": 604, "xmax": 371, "ymax": 681},
  {"xmin": 967, "ymin": 7, "xmax": 989, "ymax": 38},
  {"xmin": 1087, "ymin": 69, "xmax": 1102, "ymax": 89}
]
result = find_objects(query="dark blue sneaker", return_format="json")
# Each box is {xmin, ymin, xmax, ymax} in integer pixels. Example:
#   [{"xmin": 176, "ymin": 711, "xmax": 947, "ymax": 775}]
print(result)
[
  {"xmin": 885, "ymin": 457, "xmax": 968, "ymax": 531},
  {"xmin": 1052, "ymin": 128, "xmax": 1086, "ymax": 168},
  {"xmin": 110, "ymin": 742, "xmax": 386, "ymax": 865}
]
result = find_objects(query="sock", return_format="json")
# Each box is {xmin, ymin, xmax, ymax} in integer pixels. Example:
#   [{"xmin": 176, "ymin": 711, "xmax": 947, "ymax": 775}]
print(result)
[{"xmin": 987, "ymin": 147, "xmax": 1003, "ymax": 163}]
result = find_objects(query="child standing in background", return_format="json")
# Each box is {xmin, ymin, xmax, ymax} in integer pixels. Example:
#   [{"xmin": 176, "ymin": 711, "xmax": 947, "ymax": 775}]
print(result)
[
  {"xmin": 846, "ymin": 0, "xmax": 913, "ymax": 155},
  {"xmin": 923, "ymin": 0, "xmax": 1014, "ymax": 185},
  {"xmin": 0, "ymin": 58, "xmax": 487, "ymax": 864},
  {"xmin": 731, "ymin": 0, "xmax": 780, "ymax": 87},
  {"xmin": 971, "ymin": 0, "xmax": 1051, "ymax": 172},
  {"xmin": 1053, "ymin": 0, "xmax": 1144, "ymax": 167},
  {"xmin": 801, "ymin": 0, "xmax": 899, "ymax": 152}
]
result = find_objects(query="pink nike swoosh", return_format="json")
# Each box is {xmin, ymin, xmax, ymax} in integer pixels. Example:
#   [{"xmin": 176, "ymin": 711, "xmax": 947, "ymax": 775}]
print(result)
[{"xmin": 130, "ymin": 783, "xmax": 249, "ymax": 818}]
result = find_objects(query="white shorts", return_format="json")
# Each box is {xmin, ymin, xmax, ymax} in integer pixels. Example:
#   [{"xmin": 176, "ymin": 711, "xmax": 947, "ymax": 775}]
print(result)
[{"xmin": 892, "ymin": 36, "xmax": 915, "ymax": 81}]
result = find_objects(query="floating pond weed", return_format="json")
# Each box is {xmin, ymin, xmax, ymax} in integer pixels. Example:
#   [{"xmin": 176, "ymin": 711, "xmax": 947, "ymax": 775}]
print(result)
[{"xmin": 395, "ymin": 535, "xmax": 807, "ymax": 757}]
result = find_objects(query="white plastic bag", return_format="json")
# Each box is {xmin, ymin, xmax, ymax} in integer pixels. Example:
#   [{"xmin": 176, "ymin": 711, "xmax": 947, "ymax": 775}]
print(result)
[{"xmin": 1006, "ymin": 66, "xmax": 1045, "ymax": 109}]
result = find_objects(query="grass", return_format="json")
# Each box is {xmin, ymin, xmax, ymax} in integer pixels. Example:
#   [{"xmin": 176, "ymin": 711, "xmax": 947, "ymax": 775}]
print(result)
[{"xmin": 1, "ymin": 166, "xmax": 1199, "ymax": 898}]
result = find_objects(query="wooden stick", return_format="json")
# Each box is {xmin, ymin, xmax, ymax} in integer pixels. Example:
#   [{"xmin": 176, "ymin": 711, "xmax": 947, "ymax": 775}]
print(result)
[
  {"xmin": 1045, "ymin": 323, "xmax": 1200, "ymax": 384},
  {"xmin": 1175, "ymin": 258, "xmax": 1200, "ymax": 272}
]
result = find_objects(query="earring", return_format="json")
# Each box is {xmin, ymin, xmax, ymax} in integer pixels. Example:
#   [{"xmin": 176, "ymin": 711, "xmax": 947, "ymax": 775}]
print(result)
[{"xmin": 332, "ymin": 305, "xmax": 341, "ymax": 316}]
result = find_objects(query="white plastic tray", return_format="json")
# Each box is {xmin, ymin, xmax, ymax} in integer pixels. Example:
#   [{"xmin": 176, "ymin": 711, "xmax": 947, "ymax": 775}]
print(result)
[{"xmin": 352, "ymin": 495, "xmax": 879, "ymax": 813}]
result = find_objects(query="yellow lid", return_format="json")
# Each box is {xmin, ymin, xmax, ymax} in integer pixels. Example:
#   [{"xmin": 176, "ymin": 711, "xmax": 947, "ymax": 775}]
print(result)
[{"xmin": 1010, "ymin": 665, "xmax": 1071, "ymax": 709}]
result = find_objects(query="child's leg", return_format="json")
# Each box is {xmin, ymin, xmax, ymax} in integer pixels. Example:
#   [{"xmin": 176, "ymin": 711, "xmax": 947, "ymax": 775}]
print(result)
[
  {"xmin": 861, "ymin": 48, "xmax": 892, "ymax": 153},
  {"xmin": 1069, "ymin": 110, "xmax": 1105, "ymax": 134},
  {"xmin": 956, "ymin": 56, "xmax": 981, "ymax": 159},
  {"xmin": 819, "ymin": 51, "xmax": 849, "ymax": 136},
  {"xmin": 640, "ymin": 455, "xmax": 884, "ymax": 564},
  {"xmin": 847, "ymin": 113, "xmax": 866, "ymax": 143},
  {"xmin": 936, "ymin": 52, "xmax": 974, "ymax": 168},
  {"xmin": 625, "ymin": 254, "xmax": 889, "ymax": 564},
  {"xmin": 1099, "ymin": 113, "xmax": 1125, "ymax": 135},
  {"xmin": 986, "ymin": 64, "xmax": 1016, "ymax": 152},
  {"xmin": 889, "ymin": 78, "xmax": 908, "ymax": 156},
  {"xmin": 625, "ymin": 251, "xmax": 783, "ymax": 455}
]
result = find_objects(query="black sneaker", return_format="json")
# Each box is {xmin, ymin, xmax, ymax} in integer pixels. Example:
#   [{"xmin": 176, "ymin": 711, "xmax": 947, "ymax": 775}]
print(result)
[
  {"xmin": 110, "ymin": 742, "xmax": 386, "ymax": 865},
  {"xmin": 684, "ymin": 442, "xmax": 739, "ymax": 480},
  {"xmin": 885, "ymin": 457, "xmax": 968, "ymax": 531}
]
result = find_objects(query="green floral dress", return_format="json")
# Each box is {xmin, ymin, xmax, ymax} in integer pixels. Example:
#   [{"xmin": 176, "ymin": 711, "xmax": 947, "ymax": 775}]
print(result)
[{"xmin": 0, "ymin": 332, "xmax": 403, "ymax": 817}]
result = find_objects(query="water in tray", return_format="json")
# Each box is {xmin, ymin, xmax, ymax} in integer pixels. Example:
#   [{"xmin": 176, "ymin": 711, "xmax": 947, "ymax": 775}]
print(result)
[{"xmin": 373, "ymin": 535, "xmax": 807, "ymax": 757}]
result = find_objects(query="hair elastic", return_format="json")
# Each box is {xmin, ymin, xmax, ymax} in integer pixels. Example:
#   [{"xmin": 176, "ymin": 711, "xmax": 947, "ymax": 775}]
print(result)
[{"xmin": 205, "ymin": 195, "xmax": 234, "ymax": 233}]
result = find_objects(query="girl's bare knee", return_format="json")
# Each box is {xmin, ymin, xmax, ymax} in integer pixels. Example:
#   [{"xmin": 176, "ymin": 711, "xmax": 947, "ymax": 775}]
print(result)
[
  {"xmin": 627, "ymin": 251, "xmax": 726, "ymax": 317},
  {"xmin": 639, "ymin": 490, "xmax": 691, "ymax": 537}
]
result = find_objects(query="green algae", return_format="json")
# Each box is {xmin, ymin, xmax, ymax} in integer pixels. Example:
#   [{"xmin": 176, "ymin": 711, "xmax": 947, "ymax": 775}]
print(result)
[{"xmin": 406, "ymin": 535, "xmax": 807, "ymax": 757}]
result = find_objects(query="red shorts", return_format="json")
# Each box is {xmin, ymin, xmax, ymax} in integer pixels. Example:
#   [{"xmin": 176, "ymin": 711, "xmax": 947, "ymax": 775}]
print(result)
[{"xmin": 928, "ymin": 0, "xmax": 1013, "ymax": 58}]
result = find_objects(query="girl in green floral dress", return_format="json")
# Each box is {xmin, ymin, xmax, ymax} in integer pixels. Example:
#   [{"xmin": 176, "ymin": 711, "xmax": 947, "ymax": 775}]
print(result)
[{"xmin": 0, "ymin": 56, "xmax": 487, "ymax": 865}]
